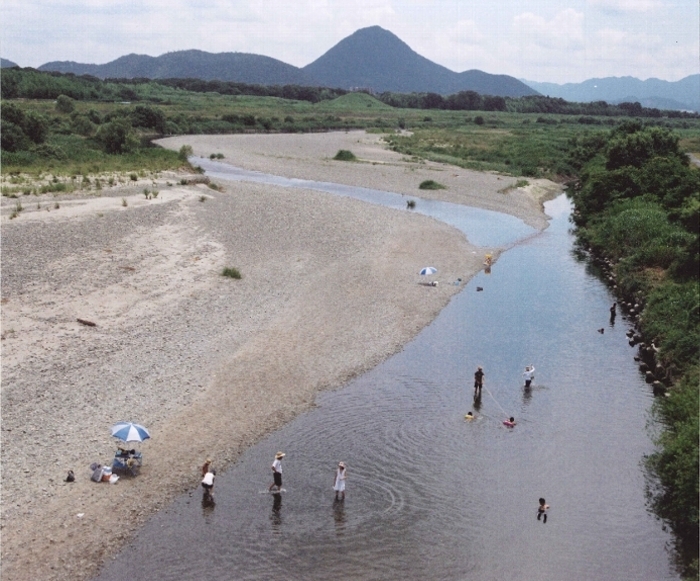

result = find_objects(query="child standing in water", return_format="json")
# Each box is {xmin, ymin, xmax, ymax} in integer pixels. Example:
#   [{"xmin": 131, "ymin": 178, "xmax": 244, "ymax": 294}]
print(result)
[
  {"xmin": 537, "ymin": 498, "xmax": 550, "ymax": 523},
  {"xmin": 333, "ymin": 462, "xmax": 347, "ymax": 501}
]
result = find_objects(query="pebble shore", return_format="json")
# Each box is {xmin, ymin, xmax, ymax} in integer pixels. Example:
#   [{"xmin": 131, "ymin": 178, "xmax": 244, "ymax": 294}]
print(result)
[{"xmin": 1, "ymin": 131, "xmax": 557, "ymax": 581}]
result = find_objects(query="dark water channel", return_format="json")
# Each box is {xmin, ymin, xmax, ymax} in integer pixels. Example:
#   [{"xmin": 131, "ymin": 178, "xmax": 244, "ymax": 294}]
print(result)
[{"xmin": 96, "ymin": 167, "xmax": 676, "ymax": 581}]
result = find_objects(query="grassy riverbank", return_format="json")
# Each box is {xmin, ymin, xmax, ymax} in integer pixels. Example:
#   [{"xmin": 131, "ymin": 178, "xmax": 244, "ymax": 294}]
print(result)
[
  {"xmin": 3, "ymin": 68, "xmax": 700, "ymax": 182},
  {"xmin": 569, "ymin": 121, "xmax": 699, "ymax": 579}
]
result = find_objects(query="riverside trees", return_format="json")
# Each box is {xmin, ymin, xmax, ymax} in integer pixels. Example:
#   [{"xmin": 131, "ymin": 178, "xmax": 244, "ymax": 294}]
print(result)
[{"xmin": 570, "ymin": 121, "xmax": 699, "ymax": 579}]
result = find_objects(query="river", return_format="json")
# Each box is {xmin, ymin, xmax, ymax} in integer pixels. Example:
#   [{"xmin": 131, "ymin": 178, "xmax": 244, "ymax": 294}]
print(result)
[{"xmin": 95, "ymin": 163, "xmax": 677, "ymax": 581}]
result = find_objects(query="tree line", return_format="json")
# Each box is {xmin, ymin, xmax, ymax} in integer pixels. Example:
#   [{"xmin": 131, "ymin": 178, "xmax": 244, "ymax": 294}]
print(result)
[
  {"xmin": 569, "ymin": 121, "xmax": 699, "ymax": 579},
  {"xmin": 3, "ymin": 67, "xmax": 697, "ymax": 119}
]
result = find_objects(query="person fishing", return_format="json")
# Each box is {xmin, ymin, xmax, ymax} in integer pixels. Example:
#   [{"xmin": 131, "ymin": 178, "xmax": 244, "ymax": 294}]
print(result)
[
  {"xmin": 474, "ymin": 366, "xmax": 484, "ymax": 398},
  {"xmin": 523, "ymin": 365, "xmax": 535, "ymax": 388}
]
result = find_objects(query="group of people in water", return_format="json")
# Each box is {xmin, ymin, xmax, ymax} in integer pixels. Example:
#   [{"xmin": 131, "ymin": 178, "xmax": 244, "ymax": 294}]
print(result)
[
  {"xmin": 199, "ymin": 363, "xmax": 549, "ymax": 522},
  {"xmin": 469, "ymin": 364, "xmax": 550, "ymax": 522},
  {"xmin": 200, "ymin": 453, "xmax": 348, "ymax": 501},
  {"xmin": 470, "ymin": 364, "xmax": 535, "ymax": 427}
]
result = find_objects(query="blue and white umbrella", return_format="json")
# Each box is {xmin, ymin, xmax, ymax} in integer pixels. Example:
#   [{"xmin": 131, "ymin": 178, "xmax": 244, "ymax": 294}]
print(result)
[
  {"xmin": 419, "ymin": 266, "xmax": 438, "ymax": 276},
  {"xmin": 111, "ymin": 421, "xmax": 151, "ymax": 443}
]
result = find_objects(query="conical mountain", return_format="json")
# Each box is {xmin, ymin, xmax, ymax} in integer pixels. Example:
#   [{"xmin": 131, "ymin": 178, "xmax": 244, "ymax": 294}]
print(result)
[{"xmin": 303, "ymin": 26, "xmax": 537, "ymax": 96}]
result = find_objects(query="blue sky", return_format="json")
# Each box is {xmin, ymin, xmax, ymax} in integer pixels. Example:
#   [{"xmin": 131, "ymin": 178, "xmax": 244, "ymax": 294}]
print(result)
[{"xmin": 2, "ymin": 0, "xmax": 698, "ymax": 83}]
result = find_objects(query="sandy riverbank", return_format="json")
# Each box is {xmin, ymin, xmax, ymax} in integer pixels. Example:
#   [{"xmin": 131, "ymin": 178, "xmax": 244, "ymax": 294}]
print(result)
[{"xmin": 1, "ymin": 131, "xmax": 559, "ymax": 581}]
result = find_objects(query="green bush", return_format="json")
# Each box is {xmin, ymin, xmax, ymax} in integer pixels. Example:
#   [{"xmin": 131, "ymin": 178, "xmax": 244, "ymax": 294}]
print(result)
[
  {"xmin": 1, "ymin": 121, "xmax": 30, "ymax": 152},
  {"xmin": 641, "ymin": 282, "xmax": 700, "ymax": 369},
  {"xmin": 96, "ymin": 119, "xmax": 138, "ymax": 154},
  {"xmin": 333, "ymin": 149, "xmax": 357, "ymax": 161},
  {"xmin": 221, "ymin": 267, "xmax": 241, "ymax": 279},
  {"xmin": 32, "ymin": 143, "xmax": 66, "ymax": 160},
  {"xmin": 55, "ymin": 94, "xmax": 75, "ymax": 114},
  {"xmin": 70, "ymin": 115, "xmax": 95, "ymax": 137},
  {"xmin": 178, "ymin": 144, "xmax": 193, "ymax": 162},
  {"xmin": 23, "ymin": 111, "xmax": 49, "ymax": 144},
  {"xmin": 419, "ymin": 180, "xmax": 446, "ymax": 190},
  {"xmin": 646, "ymin": 367, "xmax": 699, "ymax": 579}
]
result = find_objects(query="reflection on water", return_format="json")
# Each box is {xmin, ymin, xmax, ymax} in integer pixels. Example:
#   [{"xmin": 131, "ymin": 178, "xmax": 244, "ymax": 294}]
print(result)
[
  {"xmin": 95, "ymin": 189, "xmax": 677, "ymax": 581},
  {"xmin": 270, "ymin": 493, "xmax": 283, "ymax": 534},
  {"xmin": 332, "ymin": 499, "xmax": 346, "ymax": 538}
]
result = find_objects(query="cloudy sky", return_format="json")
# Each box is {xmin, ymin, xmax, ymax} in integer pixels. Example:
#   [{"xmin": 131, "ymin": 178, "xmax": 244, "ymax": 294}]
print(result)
[{"xmin": 2, "ymin": 0, "xmax": 698, "ymax": 84}]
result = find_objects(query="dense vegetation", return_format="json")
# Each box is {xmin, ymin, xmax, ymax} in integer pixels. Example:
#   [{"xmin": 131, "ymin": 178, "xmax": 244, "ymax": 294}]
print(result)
[
  {"xmin": 568, "ymin": 121, "xmax": 699, "ymax": 579},
  {"xmin": 6, "ymin": 67, "xmax": 695, "ymax": 120},
  {"xmin": 2, "ymin": 67, "xmax": 700, "ymax": 182}
]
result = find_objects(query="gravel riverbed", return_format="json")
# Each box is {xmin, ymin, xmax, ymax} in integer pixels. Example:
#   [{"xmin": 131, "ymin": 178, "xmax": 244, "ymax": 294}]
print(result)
[{"xmin": 1, "ymin": 131, "xmax": 557, "ymax": 581}]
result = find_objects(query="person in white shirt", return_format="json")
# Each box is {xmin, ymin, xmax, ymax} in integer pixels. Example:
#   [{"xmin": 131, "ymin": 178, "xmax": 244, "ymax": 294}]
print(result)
[
  {"xmin": 201, "ymin": 469, "xmax": 215, "ymax": 495},
  {"xmin": 269, "ymin": 451, "xmax": 285, "ymax": 492},
  {"xmin": 523, "ymin": 365, "xmax": 535, "ymax": 388},
  {"xmin": 333, "ymin": 462, "xmax": 347, "ymax": 501}
]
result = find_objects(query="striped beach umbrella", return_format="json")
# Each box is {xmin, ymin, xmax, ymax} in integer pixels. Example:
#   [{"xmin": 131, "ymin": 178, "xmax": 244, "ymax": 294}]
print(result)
[
  {"xmin": 110, "ymin": 421, "xmax": 151, "ymax": 443},
  {"xmin": 419, "ymin": 266, "xmax": 438, "ymax": 276}
]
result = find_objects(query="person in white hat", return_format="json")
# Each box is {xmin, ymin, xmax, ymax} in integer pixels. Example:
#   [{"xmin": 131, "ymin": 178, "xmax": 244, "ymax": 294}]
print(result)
[
  {"xmin": 269, "ymin": 452, "xmax": 285, "ymax": 492},
  {"xmin": 333, "ymin": 461, "xmax": 347, "ymax": 501}
]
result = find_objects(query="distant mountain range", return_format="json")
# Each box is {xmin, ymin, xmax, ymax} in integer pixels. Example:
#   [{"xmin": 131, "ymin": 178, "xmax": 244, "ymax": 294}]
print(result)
[
  {"xmin": 523, "ymin": 75, "xmax": 700, "ymax": 112},
  {"xmin": 4, "ymin": 26, "xmax": 696, "ymax": 109},
  {"xmin": 37, "ymin": 50, "xmax": 318, "ymax": 86},
  {"xmin": 31, "ymin": 26, "xmax": 537, "ymax": 98},
  {"xmin": 1, "ymin": 58, "xmax": 18, "ymax": 68}
]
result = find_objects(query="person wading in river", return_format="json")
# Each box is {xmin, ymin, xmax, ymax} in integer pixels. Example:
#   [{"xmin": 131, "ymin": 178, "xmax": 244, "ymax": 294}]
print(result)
[
  {"xmin": 333, "ymin": 462, "xmax": 347, "ymax": 501},
  {"xmin": 523, "ymin": 365, "xmax": 535, "ymax": 388},
  {"xmin": 537, "ymin": 498, "xmax": 550, "ymax": 523},
  {"xmin": 474, "ymin": 366, "xmax": 484, "ymax": 398},
  {"xmin": 269, "ymin": 451, "xmax": 285, "ymax": 492}
]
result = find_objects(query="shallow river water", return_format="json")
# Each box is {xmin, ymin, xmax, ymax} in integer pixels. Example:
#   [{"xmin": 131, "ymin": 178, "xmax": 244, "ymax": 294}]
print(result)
[{"xmin": 95, "ymin": 165, "xmax": 677, "ymax": 581}]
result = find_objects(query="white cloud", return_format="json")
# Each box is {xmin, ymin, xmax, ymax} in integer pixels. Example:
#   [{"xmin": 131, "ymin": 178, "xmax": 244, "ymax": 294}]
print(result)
[
  {"xmin": 513, "ymin": 9, "xmax": 585, "ymax": 51},
  {"xmin": 587, "ymin": 0, "xmax": 663, "ymax": 13},
  {"xmin": 587, "ymin": 27, "xmax": 698, "ymax": 80},
  {"xmin": 406, "ymin": 19, "xmax": 486, "ymax": 72}
]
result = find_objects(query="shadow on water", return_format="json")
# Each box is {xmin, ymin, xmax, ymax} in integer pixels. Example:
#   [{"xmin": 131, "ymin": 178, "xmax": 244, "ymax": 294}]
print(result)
[{"xmin": 94, "ymin": 169, "xmax": 677, "ymax": 581}]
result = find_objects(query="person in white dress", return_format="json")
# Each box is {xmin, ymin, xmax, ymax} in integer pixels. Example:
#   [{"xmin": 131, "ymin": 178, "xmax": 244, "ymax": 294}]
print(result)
[{"xmin": 333, "ymin": 462, "xmax": 347, "ymax": 501}]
